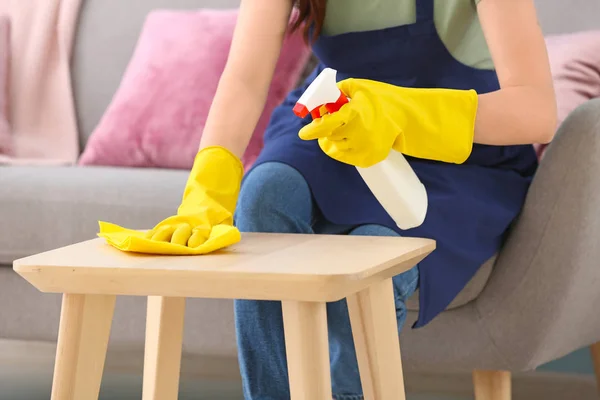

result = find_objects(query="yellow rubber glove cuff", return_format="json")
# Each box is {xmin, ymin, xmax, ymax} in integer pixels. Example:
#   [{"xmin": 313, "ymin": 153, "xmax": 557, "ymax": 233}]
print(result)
[
  {"xmin": 385, "ymin": 84, "xmax": 478, "ymax": 164},
  {"xmin": 98, "ymin": 146, "xmax": 244, "ymax": 255},
  {"xmin": 177, "ymin": 146, "xmax": 243, "ymax": 223}
]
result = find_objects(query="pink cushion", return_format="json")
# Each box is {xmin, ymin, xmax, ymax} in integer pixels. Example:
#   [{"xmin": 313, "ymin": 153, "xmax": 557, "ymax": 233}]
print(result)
[
  {"xmin": 0, "ymin": 15, "xmax": 11, "ymax": 155},
  {"xmin": 535, "ymin": 30, "xmax": 600, "ymax": 158},
  {"xmin": 78, "ymin": 9, "xmax": 310, "ymax": 170}
]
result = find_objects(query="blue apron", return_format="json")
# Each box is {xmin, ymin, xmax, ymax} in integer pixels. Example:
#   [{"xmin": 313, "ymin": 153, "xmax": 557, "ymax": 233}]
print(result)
[{"xmin": 250, "ymin": 0, "xmax": 538, "ymax": 328}]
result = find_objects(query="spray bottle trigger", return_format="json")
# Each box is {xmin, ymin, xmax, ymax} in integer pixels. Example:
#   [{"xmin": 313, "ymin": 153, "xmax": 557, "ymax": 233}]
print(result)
[{"xmin": 324, "ymin": 93, "xmax": 349, "ymax": 114}]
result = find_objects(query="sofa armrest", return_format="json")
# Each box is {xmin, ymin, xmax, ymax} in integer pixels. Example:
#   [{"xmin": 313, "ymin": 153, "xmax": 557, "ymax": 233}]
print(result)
[{"xmin": 475, "ymin": 98, "xmax": 600, "ymax": 370}]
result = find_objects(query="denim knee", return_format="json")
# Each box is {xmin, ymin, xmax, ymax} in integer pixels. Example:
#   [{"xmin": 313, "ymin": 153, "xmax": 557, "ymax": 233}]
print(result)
[{"xmin": 235, "ymin": 162, "xmax": 314, "ymax": 234}]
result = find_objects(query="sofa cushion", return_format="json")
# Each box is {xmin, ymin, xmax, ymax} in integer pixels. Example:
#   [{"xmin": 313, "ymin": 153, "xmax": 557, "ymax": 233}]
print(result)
[
  {"xmin": 534, "ymin": 30, "xmax": 600, "ymax": 158},
  {"xmin": 534, "ymin": 0, "xmax": 600, "ymax": 35},
  {"xmin": 72, "ymin": 0, "xmax": 242, "ymax": 150},
  {"xmin": 77, "ymin": 8, "xmax": 310, "ymax": 170},
  {"xmin": 0, "ymin": 165, "xmax": 188, "ymax": 263}
]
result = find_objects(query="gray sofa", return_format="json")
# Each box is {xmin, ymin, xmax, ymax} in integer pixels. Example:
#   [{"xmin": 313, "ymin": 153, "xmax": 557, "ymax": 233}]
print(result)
[{"xmin": 1, "ymin": 0, "xmax": 599, "ymax": 391}]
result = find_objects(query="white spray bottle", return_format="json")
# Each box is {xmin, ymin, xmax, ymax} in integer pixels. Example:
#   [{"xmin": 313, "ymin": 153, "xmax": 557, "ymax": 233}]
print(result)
[{"xmin": 293, "ymin": 68, "xmax": 428, "ymax": 230}]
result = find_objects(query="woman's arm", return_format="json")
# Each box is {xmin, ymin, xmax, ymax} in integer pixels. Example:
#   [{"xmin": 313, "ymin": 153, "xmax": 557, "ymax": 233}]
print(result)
[
  {"xmin": 475, "ymin": 0, "xmax": 557, "ymax": 145},
  {"xmin": 199, "ymin": 0, "xmax": 293, "ymax": 158}
]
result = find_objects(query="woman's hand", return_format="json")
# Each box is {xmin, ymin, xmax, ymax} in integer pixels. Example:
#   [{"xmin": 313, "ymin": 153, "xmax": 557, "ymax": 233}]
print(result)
[
  {"xmin": 144, "ymin": 146, "xmax": 244, "ymax": 249},
  {"xmin": 98, "ymin": 146, "xmax": 243, "ymax": 255},
  {"xmin": 299, "ymin": 78, "xmax": 479, "ymax": 167},
  {"xmin": 298, "ymin": 79, "xmax": 399, "ymax": 168}
]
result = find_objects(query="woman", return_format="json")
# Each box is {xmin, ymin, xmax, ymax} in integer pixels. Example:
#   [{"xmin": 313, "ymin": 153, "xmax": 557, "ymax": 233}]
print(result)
[{"xmin": 144, "ymin": 0, "xmax": 557, "ymax": 398}]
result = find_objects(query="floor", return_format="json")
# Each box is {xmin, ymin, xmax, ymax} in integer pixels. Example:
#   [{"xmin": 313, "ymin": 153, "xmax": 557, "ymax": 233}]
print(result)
[
  {"xmin": 0, "ymin": 371, "xmax": 467, "ymax": 400},
  {"xmin": 0, "ymin": 341, "xmax": 596, "ymax": 399},
  {"xmin": 1, "ymin": 370, "xmax": 597, "ymax": 400}
]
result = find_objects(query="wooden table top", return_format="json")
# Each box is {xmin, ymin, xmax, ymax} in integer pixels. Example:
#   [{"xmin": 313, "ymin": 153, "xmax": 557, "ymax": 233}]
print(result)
[{"xmin": 13, "ymin": 233, "xmax": 435, "ymax": 302}]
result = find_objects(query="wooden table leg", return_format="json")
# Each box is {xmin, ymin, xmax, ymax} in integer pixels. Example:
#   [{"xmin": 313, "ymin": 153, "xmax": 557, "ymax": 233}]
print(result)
[
  {"xmin": 590, "ymin": 342, "xmax": 600, "ymax": 395},
  {"xmin": 472, "ymin": 370, "xmax": 511, "ymax": 400},
  {"xmin": 51, "ymin": 293, "xmax": 116, "ymax": 400},
  {"xmin": 347, "ymin": 278, "xmax": 406, "ymax": 400},
  {"xmin": 142, "ymin": 296, "xmax": 186, "ymax": 400},
  {"xmin": 282, "ymin": 300, "xmax": 332, "ymax": 400}
]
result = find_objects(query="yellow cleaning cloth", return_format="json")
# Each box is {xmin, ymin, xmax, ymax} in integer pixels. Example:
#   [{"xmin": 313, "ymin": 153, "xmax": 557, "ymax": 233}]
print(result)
[
  {"xmin": 98, "ymin": 221, "xmax": 241, "ymax": 255},
  {"xmin": 98, "ymin": 146, "xmax": 244, "ymax": 256}
]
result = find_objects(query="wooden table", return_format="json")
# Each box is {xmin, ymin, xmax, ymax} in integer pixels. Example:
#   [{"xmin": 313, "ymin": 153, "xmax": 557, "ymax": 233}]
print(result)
[{"xmin": 13, "ymin": 233, "xmax": 435, "ymax": 400}]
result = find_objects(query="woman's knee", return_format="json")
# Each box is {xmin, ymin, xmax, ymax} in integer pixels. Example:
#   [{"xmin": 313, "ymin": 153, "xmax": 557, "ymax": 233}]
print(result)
[
  {"xmin": 348, "ymin": 224, "xmax": 399, "ymax": 237},
  {"xmin": 235, "ymin": 162, "xmax": 313, "ymax": 233}
]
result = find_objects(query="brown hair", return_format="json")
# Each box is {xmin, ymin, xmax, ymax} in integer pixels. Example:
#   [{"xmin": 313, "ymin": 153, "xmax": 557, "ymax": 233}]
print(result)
[{"xmin": 290, "ymin": 0, "xmax": 327, "ymax": 43}]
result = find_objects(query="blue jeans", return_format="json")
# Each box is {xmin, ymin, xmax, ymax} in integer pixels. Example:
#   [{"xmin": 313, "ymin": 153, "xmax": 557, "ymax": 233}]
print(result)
[{"xmin": 234, "ymin": 162, "xmax": 419, "ymax": 400}]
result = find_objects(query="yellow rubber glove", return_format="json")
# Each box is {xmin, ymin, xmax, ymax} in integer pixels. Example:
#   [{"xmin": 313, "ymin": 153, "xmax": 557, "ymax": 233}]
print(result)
[
  {"xmin": 298, "ymin": 78, "xmax": 478, "ymax": 168},
  {"xmin": 98, "ymin": 146, "xmax": 244, "ymax": 255}
]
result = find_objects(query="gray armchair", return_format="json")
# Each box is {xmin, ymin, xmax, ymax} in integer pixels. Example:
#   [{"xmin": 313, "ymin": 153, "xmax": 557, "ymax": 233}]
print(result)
[
  {"xmin": 398, "ymin": 0, "xmax": 600, "ymax": 395},
  {"xmin": 400, "ymin": 98, "xmax": 600, "ymax": 396}
]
